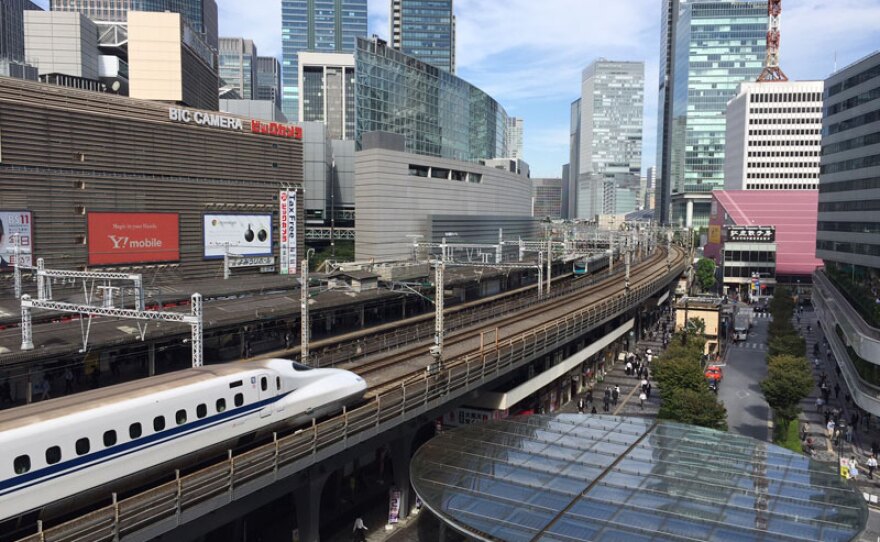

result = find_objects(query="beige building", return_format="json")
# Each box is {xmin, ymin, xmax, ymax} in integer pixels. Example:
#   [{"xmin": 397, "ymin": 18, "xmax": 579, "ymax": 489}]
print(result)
[
  {"xmin": 675, "ymin": 296, "xmax": 722, "ymax": 355},
  {"xmin": 128, "ymin": 11, "xmax": 218, "ymax": 110}
]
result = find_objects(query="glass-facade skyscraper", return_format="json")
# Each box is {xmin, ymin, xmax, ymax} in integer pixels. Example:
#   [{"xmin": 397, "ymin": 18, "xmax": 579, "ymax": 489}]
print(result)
[
  {"xmin": 657, "ymin": 0, "xmax": 766, "ymax": 227},
  {"xmin": 574, "ymin": 60, "xmax": 644, "ymax": 220},
  {"xmin": 356, "ymin": 37, "xmax": 507, "ymax": 162},
  {"xmin": 391, "ymin": 0, "xmax": 455, "ymax": 73},
  {"xmin": 218, "ymin": 38, "xmax": 257, "ymax": 99},
  {"xmin": 1, "ymin": 0, "xmax": 40, "ymax": 79},
  {"xmin": 256, "ymin": 56, "xmax": 282, "ymax": 107},
  {"xmin": 281, "ymin": 0, "xmax": 368, "ymax": 120},
  {"xmin": 50, "ymin": 0, "xmax": 218, "ymax": 49}
]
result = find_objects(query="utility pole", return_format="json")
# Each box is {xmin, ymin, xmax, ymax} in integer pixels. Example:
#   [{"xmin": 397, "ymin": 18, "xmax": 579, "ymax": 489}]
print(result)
[
  {"xmin": 625, "ymin": 238, "xmax": 631, "ymax": 291},
  {"xmin": 429, "ymin": 259, "xmax": 445, "ymax": 373},
  {"xmin": 496, "ymin": 228, "xmax": 503, "ymax": 264},
  {"xmin": 546, "ymin": 237, "xmax": 552, "ymax": 295},
  {"xmin": 12, "ymin": 233, "xmax": 22, "ymax": 300},
  {"xmin": 666, "ymin": 230, "xmax": 673, "ymax": 270},
  {"xmin": 537, "ymin": 251, "xmax": 544, "ymax": 299},
  {"xmin": 300, "ymin": 258, "xmax": 309, "ymax": 365},
  {"xmin": 609, "ymin": 233, "xmax": 614, "ymax": 273}
]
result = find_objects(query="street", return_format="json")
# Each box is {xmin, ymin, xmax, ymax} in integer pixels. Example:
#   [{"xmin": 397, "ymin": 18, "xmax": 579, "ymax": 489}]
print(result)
[{"xmin": 718, "ymin": 308, "xmax": 772, "ymax": 441}]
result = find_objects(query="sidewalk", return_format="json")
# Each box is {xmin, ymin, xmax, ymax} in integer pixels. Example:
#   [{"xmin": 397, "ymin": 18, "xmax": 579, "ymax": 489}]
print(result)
[{"xmin": 798, "ymin": 306, "xmax": 880, "ymax": 502}]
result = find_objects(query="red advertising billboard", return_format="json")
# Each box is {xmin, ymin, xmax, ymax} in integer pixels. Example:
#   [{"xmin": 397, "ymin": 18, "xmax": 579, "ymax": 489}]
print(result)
[{"xmin": 87, "ymin": 212, "xmax": 180, "ymax": 265}]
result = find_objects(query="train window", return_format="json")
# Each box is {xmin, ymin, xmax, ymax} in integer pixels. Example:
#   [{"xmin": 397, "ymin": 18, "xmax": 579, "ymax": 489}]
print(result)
[
  {"xmin": 46, "ymin": 446, "xmax": 61, "ymax": 465},
  {"xmin": 197, "ymin": 403, "xmax": 207, "ymax": 419},
  {"xmin": 103, "ymin": 430, "xmax": 117, "ymax": 447},
  {"xmin": 75, "ymin": 438, "xmax": 90, "ymax": 456},
  {"xmin": 216, "ymin": 398, "xmax": 227, "ymax": 413},
  {"xmin": 234, "ymin": 393, "xmax": 244, "ymax": 407},
  {"xmin": 153, "ymin": 416, "xmax": 165, "ymax": 432},
  {"xmin": 276, "ymin": 377, "xmax": 281, "ymax": 391},
  {"xmin": 261, "ymin": 377, "xmax": 268, "ymax": 392},
  {"xmin": 14, "ymin": 455, "xmax": 30, "ymax": 474},
  {"xmin": 291, "ymin": 361, "xmax": 313, "ymax": 371},
  {"xmin": 130, "ymin": 423, "xmax": 142, "ymax": 439},
  {"xmin": 176, "ymin": 409, "xmax": 187, "ymax": 425},
  {"xmin": 229, "ymin": 380, "xmax": 243, "ymax": 389}
]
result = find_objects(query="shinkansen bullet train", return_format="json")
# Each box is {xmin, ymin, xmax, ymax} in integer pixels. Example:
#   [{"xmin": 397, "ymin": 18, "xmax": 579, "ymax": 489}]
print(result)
[{"xmin": 0, "ymin": 359, "xmax": 366, "ymax": 526}]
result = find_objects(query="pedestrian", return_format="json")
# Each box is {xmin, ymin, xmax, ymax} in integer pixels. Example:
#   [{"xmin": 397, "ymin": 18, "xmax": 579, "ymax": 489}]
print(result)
[
  {"xmin": 591, "ymin": 406, "xmax": 597, "ymax": 414},
  {"xmin": 639, "ymin": 391, "xmax": 647, "ymax": 409},
  {"xmin": 352, "ymin": 518, "xmax": 367, "ymax": 542},
  {"xmin": 646, "ymin": 381, "xmax": 652, "ymax": 398},
  {"xmin": 603, "ymin": 396, "xmax": 610, "ymax": 413},
  {"xmin": 641, "ymin": 378, "xmax": 648, "ymax": 393},
  {"xmin": 846, "ymin": 425, "xmax": 853, "ymax": 443},
  {"xmin": 868, "ymin": 455, "xmax": 878, "ymax": 479},
  {"xmin": 612, "ymin": 386, "xmax": 620, "ymax": 406},
  {"xmin": 813, "ymin": 357, "xmax": 820, "ymax": 370},
  {"xmin": 850, "ymin": 457, "xmax": 860, "ymax": 480},
  {"xmin": 801, "ymin": 422, "xmax": 809, "ymax": 441},
  {"xmin": 833, "ymin": 428, "xmax": 841, "ymax": 447},
  {"xmin": 872, "ymin": 440, "xmax": 880, "ymax": 457},
  {"xmin": 834, "ymin": 383, "xmax": 841, "ymax": 399},
  {"xmin": 64, "ymin": 368, "xmax": 74, "ymax": 394},
  {"xmin": 826, "ymin": 419, "xmax": 835, "ymax": 438},
  {"xmin": 40, "ymin": 375, "xmax": 51, "ymax": 401},
  {"xmin": 586, "ymin": 388, "xmax": 593, "ymax": 409},
  {"xmin": 852, "ymin": 412, "xmax": 860, "ymax": 429},
  {"xmin": 845, "ymin": 393, "xmax": 852, "ymax": 407},
  {"xmin": 577, "ymin": 397, "xmax": 585, "ymax": 414},
  {"xmin": 816, "ymin": 396, "xmax": 824, "ymax": 413},
  {"xmin": 625, "ymin": 361, "xmax": 632, "ymax": 376}
]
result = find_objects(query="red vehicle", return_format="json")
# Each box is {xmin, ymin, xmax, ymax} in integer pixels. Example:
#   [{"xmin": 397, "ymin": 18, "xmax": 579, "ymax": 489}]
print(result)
[{"xmin": 705, "ymin": 365, "xmax": 723, "ymax": 382}]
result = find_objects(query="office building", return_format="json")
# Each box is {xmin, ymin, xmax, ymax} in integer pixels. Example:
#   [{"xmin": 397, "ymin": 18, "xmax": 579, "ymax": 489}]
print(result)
[
  {"xmin": 813, "ymin": 51, "xmax": 880, "ymax": 416},
  {"xmin": 127, "ymin": 12, "xmax": 217, "ymax": 110},
  {"xmin": 646, "ymin": 166, "xmax": 657, "ymax": 209},
  {"xmin": 355, "ymin": 133, "xmax": 534, "ymax": 261},
  {"xmin": 355, "ymin": 37, "xmax": 507, "ymax": 163},
  {"xmin": 506, "ymin": 117, "xmax": 524, "ymax": 160},
  {"xmin": 391, "ymin": 0, "xmax": 455, "ymax": 73},
  {"xmin": 256, "ymin": 55, "xmax": 282, "ymax": 106},
  {"xmin": 1, "ymin": 0, "xmax": 40, "ymax": 79},
  {"xmin": 724, "ymin": 81, "xmax": 823, "ymax": 190},
  {"xmin": 0, "ymin": 76, "xmax": 304, "ymax": 284},
  {"xmin": 561, "ymin": 164, "xmax": 571, "ymax": 219},
  {"xmin": 532, "ymin": 178, "xmax": 564, "ymax": 220},
  {"xmin": 568, "ymin": 99, "xmax": 581, "ymax": 220},
  {"xmin": 656, "ymin": 0, "xmax": 767, "ymax": 227},
  {"xmin": 280, "ymin": 0, "xmax": 368, "ymax": 120},
  {"xmin": 573, "ymin": 59, "xmax": 644, "ymax": 219},
  {"xmin": 218, "ymin": 37, "xmax": 257, "ymax": 99},
  {"xmin": 49, "ymin": 0, "xmax": 218, "ymax": 50},
  {"xmin": 24, "ymin": 10, "xmax": 100, "ymax": 80},
  {"xmin": 298, "ymin": 52, "xmax": 355, "ymax": 140}
]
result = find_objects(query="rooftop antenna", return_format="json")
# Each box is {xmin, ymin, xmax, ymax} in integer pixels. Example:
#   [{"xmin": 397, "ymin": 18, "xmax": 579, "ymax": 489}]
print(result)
[{"xmin": 757, "ymin": 0, "xmax": 789, "ymax": 82}]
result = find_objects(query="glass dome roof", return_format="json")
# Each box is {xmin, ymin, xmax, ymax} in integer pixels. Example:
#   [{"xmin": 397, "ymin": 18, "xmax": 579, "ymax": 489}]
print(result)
[{"xmin": 410, "ymin": 414, "xmax": 867, "ymax": 542}]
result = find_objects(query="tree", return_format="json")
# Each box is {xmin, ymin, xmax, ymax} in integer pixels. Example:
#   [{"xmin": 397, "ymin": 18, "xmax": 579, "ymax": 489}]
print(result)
[
  {"xmin": 760, "ymin": 355, "xmax": 814, "ymax": 430},
  {"xmin": 659, "ymin": 388, "xmax": 728, "ymax": 431},
  {"xmin": 695, "ymin": 258, "xmax": 716, "ymax": 292},
  {"xmin": 768, "ymin": 333, "xmax": 806, "ymax": 358},
  {"xmin": 654, "ymin": 356, "xmax": 706, "ymax": 395}
]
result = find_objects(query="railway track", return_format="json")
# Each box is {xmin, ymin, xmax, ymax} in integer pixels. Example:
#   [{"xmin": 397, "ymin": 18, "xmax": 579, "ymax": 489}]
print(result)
[
  {"xmin": 11, "ymin": 246, "xmax": 689, "ymax": 542},
  {"xmin": 353, "ymin": 246, "xmax": 683, "ymax": 395}
]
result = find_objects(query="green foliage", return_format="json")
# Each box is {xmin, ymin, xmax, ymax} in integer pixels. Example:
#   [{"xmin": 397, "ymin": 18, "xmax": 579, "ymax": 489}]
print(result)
[
  {"xmin": 768, "ymin": 333, "xmax": 807, "ymax": 358},
  {"xmin": 773, "ymin": 415, "xmax": 804, "ymax": 454},
  {"xmin": 653, "ymin": 331, "xmax": 727, "ymax": 430},
  {"xmin": 825, "ymin": 265, "xmax": 880, "ymax": 328},
  {"xmin": 311, "ymin": 241, "xmax": 355, "ymax": 270},
  {"xmin": 686, "ymin": 317, "xmax": 706, "ymax": 336},
  {"xmin": 695, "ymin": 258, "xmax": 717, "ymax": 292},
  {"xmin": 658, "ymin": 388, "xmax": 728, "ymax": 431},
  {"xmin": 760, "ymin": 355, "xmax": 814, "ymax": 430}
]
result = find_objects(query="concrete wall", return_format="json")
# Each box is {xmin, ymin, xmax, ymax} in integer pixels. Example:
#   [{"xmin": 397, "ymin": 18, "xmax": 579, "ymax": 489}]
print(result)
[
  {"xmin": 24, "ymin": 11, "xmax": 100, "ymax": 80},
  {"xmin": 128, "ymin": 12, "xmax": 184, "ymax": 103},
  {"xmin": 355, "ymin": 147, "xmax": 534, "ymax": 261}
]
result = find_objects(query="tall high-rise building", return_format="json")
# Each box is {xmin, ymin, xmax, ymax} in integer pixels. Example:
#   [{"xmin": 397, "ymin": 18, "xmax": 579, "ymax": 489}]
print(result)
[
  {"xmin": 390, "ymin": 0, "xmax": 455, "ymax": 73},
  {"xmin": 573, "ymin": 59, "xmax": 644, "ymax": 219},
  {"xmin": 656, "ymin": 0, "xmax": 767, "ymax": 227},
  {"xmin": 813, "ymin": 51, "xmax": 880, "ymax": 419},
  {"xmin": 281, "ymin": 0, "xmax": 368, "ymax": 120},
  {"xmin": 218, "ymin": 38, "xmax": 257, "ymax": 99},
  {"xmin": 506, "ymin": 117, "xmax": 524, "ymax": 160},
  {"xmin": 1, "ymin": 0, "xmax": 40, "ymax": 79},
  {"xmin": 49, "ymin": 0, "xmax": 218, "ymax": 50},
  {"xmin": 724, "ymin": 80, "xmax": 824, "ymax": 191},
  {"xmin": 299, "ymin": 52, "xmax": 355, "ymax": 140},
  {"xmin": 568, "ymin": 98, "xmax": 581, "ymax": 220},
  {"xmin": 532, "ymin": 178, "xmax": 563, "ymax": 219},
  {"xmin": 256, "ymin": 55, "xmax": 281, "ymax": 106}
]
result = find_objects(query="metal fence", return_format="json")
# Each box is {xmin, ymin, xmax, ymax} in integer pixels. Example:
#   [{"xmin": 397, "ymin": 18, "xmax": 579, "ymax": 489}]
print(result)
[{"xmin": 16, "ymin": 252, "xmax": 687, "ymax": 542}]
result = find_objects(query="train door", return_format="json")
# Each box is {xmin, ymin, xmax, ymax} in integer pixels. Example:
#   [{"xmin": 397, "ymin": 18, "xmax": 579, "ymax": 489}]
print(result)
[{"xmin": 258, "ymin": 374, "xmax": 271, "ymax": 417}]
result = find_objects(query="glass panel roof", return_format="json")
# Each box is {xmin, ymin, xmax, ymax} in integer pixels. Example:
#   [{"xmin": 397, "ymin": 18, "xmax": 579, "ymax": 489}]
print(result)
[{"xmin": 411, "ymin": 414, "xmax": 867, "ymax": 542}]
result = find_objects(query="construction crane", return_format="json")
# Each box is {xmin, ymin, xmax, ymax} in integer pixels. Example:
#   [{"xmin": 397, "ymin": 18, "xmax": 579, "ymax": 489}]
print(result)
[{"xmin": 757, "ymin": 0, "xmax": 788, "ymax": 82}]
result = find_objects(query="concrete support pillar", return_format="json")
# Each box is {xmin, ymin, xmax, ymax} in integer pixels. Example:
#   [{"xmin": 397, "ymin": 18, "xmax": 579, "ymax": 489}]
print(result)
[
  {"xmin": 390, "ymin": 434, "xmax": 414, "ymax": 522},
  {"xmin": 295, "ymin": 469, "xmax": 330, "ymax": 542},
  {"xmin": 685, "ymin": 200, "xmax": 694, "ymax": 229},
  {"xmin": 147, "ymin": 343, "xmax": 156, "ymax": 377}
]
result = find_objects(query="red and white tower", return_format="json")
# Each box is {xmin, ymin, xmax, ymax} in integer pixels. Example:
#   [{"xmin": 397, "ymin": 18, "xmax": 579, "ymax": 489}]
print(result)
[{"xmin": 757, "ymin": 0, "xmax": 788, "ymax": 81}]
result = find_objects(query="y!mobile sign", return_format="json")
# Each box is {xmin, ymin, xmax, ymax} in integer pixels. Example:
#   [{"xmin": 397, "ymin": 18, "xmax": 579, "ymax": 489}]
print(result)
[
  {"xmin": 279, "ymin": 190, "xmax": 297, "ymax": 275},
  {"xmin": 88, "ymin": 213, "xmax": 180, "ymax": 265}
]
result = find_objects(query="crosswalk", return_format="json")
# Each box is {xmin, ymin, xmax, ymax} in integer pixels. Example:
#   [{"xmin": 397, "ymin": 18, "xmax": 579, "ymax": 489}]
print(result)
[
  {"xmin": 753, "ymin": 312, "xmax": 772, "ymax": 320},
  {"xmin": 735, "ymin": 342, "xmax": 766, "ymax": 350}
]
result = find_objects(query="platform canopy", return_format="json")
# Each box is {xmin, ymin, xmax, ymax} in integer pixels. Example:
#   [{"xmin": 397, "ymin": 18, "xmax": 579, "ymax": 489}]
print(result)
[{"xmin": 411, "ymin": 415, "xmax": 867, "ymax": 542}]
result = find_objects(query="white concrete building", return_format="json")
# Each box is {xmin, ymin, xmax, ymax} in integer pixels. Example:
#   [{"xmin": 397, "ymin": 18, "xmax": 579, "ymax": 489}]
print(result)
[
  {"xmin": 506, "ymin": 117, "xmax": 524, "ymax": 160},
  {"xmin": 297, "ymin": 51, "xmax": 355, "ymax": 141},
  {"xmin": 724, "ymin": 80, "xmax": 824, "ymax": 191},
  {"xmin": 24, "ymin": 11, "xmax": 100, "ymax": 80}
]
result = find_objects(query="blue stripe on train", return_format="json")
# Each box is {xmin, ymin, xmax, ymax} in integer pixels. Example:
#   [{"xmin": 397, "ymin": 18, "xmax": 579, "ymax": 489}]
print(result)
[{"xmin": 0, "ymin": 392, "xmax": 289, "ymax": 498}]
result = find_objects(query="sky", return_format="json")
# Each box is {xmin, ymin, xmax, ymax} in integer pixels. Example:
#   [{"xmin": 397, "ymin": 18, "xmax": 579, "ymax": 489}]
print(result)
[{"xmin": 35, "ymin": 0, "xmax": 880, "ymax": 178}]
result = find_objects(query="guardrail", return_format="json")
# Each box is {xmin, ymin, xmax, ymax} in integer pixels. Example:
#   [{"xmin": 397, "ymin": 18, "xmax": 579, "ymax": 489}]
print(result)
[
  {"xmin": 16, "ymin": 250, "xmax": 687, "ymax": 542},
  {"xmin": 312, "ymin": 253, "xmax": 654, "ymax": 367}
]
